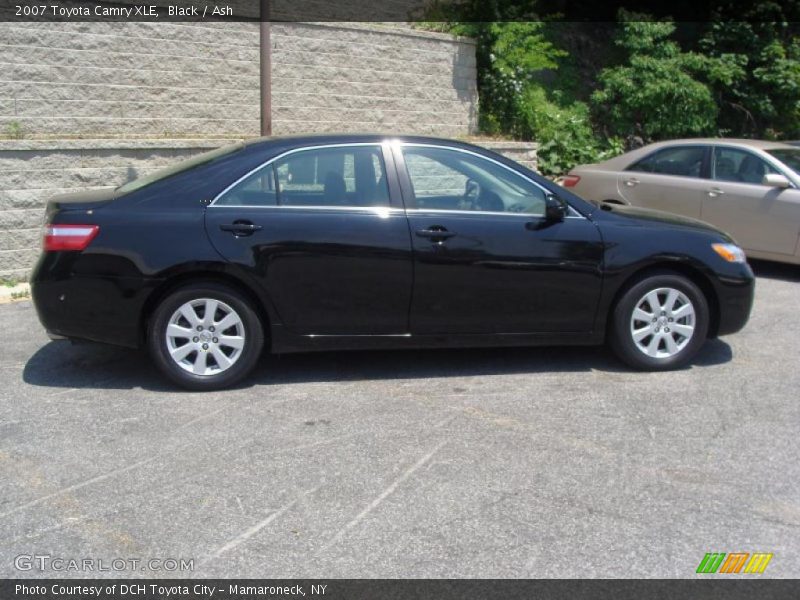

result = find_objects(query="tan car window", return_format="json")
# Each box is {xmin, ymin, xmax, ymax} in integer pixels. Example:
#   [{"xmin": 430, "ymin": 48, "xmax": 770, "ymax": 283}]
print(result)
[
  {"xmin": 713, "ymin": 147, "xmax": 778, "ymax": 184},
  {"xmin": 628, "ymin": 146, "xmax": 705, "ymax": 178},
  {"xmin": 767, "ymin": 149, "xmax": 800, "ymax": 176}
]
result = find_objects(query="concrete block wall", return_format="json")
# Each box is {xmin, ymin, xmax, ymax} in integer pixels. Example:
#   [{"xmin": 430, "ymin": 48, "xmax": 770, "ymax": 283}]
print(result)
[
  {"xmin": 0, "ymin": 22, "xmax": 477, "ymax": 138},
  {"xmin": 0, "ymin": 21, "xmax": 261, "ymax": 137},
  {"xmin": 270, "ymin": 23, "xmax": 477, "ymax": 136},
  {"xmin": 479, "ymin": 141, "xmax": 539, "ymax": 173},
  {"xmin": 0, "ymin": 138, "xmax": 536, "ymax": 280}
]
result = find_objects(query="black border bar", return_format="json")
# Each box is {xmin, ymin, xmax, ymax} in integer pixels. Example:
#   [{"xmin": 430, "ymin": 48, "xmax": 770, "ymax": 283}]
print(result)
[
  {"xmin": 1, "ymin": 0, "xmax": 798, "ymax": 22},
  {"xmin": 2, "ymin": 579, "xmax": 800, "ymax": 600}
]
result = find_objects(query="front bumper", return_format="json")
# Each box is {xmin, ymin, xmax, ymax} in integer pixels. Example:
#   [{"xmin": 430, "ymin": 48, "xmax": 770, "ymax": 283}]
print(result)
[{"xmin": 714, "ymin": 262, "xmax": 755, "ymax": 337}]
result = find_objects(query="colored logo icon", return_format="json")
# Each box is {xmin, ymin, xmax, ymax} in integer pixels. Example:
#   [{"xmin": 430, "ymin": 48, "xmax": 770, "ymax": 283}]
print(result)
[{"xmin": 696, "ymin": 552, "xmax": 773, "ymax": 574}]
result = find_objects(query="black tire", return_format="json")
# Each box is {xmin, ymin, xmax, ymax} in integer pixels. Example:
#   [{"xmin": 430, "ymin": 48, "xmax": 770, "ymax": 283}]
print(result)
[
  {"xmin": 147, "ymin": 282, "xmax": 264, "ymax": 390},
  {"xmin": 609, "ymin": 271, "xmax": 709, "ymax": 371}
]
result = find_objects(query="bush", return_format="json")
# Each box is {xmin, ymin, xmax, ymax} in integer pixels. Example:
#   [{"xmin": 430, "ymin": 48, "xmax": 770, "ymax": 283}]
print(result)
[{"xmin": 514, "ymin": 87, "xmax": 622, "ymax": 176}]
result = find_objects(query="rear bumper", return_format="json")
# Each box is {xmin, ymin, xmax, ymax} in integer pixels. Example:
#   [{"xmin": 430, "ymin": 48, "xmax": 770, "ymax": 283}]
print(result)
[
  {"xmin": 31, "ymin": 253, "xmax": 154, "ymax": 349},
  {"xmin": 714, "ymin": 262, "xmax": 755, "ymax": 337}
]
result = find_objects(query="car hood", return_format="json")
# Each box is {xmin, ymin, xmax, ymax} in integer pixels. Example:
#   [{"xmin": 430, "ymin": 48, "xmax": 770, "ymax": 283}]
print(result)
[{"xmin": 595, "ymin": 202, "xmax": 734, "ymax": 241}]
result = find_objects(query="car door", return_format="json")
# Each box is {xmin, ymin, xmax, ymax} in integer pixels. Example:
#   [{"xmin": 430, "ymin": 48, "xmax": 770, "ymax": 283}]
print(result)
[
  {"xmin": 205, "ymin": 143, "xmax": 413, "ymax": 335},
  {"xmin": 618, "ymin": 145, "xmax": 710, "ymax": 219},
  {"xmin": 701, "ymin": 146, "xmax": 800, "ymax": 256},
  {"xmin": 395, "ymin": 144, "xmax": 604, "ymax": 335}
]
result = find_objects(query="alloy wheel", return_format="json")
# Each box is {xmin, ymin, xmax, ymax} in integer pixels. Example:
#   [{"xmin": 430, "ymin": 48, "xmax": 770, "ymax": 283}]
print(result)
[
  {"xmin": 165, "ymin": 298, "xmax": 246, "ymax": 376},
  {"xmin": 629, "ymin": 287, "xmax": 696, "ymax": 359}
]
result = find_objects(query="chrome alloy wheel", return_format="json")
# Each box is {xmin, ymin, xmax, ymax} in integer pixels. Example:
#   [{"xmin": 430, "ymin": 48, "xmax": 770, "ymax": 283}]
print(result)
[
  {"xmin": 630, "ymin": 287, "xmax": 696, "ymax": 359},
  {"xmin": 165, "ymin": 298, "xmax": 246, "ymax": 376}
]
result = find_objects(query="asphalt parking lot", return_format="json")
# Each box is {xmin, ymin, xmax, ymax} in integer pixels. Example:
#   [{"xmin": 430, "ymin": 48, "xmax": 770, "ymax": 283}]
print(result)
[{"xmin": 1, "ymin": 260, "xmax": 798, "ymax": 578}]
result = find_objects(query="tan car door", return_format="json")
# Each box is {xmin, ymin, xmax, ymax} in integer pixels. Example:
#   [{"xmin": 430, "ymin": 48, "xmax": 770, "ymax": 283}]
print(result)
[
  {"xmin": 701, "ymin": 146, "xmax": 800, "ymax": 256},
  {"xmin": 618, "ymin": 145, "xmax": 708, "ymax": 219}
]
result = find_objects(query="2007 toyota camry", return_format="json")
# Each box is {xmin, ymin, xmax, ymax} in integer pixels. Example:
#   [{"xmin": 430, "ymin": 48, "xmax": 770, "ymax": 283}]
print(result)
[{"xmin": 31, "ymin": 135, "xmax": 754, "ymax": 390}]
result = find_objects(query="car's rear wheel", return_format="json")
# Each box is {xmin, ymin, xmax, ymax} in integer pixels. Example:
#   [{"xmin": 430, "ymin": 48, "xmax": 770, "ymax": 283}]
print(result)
[
  {"xmin": 610, "ymin": 272, "xmax": 709, "ymax": 370},
  {"xmin": 148, "ymin": 283, "xmax": 264, "ymax": 390}
]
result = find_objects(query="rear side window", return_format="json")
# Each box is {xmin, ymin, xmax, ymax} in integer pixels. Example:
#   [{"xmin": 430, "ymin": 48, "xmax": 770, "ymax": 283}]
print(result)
[
  {"xmin": 118, "ymin": 143, "xmax": 243, "ymax": 194},
  {"xmin": 275, "ymin": 146, "xmax": 389, "ymax": 207},
  {"xmin": 628, "ymin": 146, "xmax": 706, "ymax": 178},
  {"xmin": 216, "ymin": 145, "xmax": 390, "ymax": 208},
  {"xmin": 215, "ymin": 164, "xmax": 278, "ymax": 206}
]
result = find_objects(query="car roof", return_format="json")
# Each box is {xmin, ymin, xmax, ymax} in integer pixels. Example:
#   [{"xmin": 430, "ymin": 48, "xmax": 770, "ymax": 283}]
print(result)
[
  {"xmin": 240, "ymin": 133, "xmax": 483, "ymax": 151},
  {"xmin": 642, "ymin": 138, "xmax": 797, "ymax": 150},
  {"xmin": 588, "ymin": 138, "xmax": 798, "ymax": 171}
]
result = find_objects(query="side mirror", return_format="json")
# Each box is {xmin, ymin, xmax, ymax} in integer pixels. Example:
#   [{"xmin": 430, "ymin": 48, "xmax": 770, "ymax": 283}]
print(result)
[
  {"xmin": 544, "ymin": 194, "xmax": 568, "ymax": 222},
  {"xmin": 762, "ymin": 173, "xmax": 791, "ymax": 188}
]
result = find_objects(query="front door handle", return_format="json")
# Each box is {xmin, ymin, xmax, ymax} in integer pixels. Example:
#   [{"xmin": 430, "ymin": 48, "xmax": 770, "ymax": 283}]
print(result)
[
  {"xmin": 624, "ymin": 177, "xmax": 640, "ymax": 187},
  {"xmin": 707, "ymin": 187, "xmax": 725, "ymax": 198},
  {"xmin": 219, "ymin": 220, "xmax": 262, "ymax": 236},
  {"xmin": 416, "ymin": 227, "xmax": 456, "ymax": 242}
]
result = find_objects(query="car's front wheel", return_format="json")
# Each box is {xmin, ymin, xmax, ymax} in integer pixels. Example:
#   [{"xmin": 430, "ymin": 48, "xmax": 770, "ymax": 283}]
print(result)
[
  {"xmin": 148, "ymin": 282, "xmax": 264, "ymax": 390},
  {"xmin": 610, "ymin": 272, "xmax": 709, "ymax": 370}
]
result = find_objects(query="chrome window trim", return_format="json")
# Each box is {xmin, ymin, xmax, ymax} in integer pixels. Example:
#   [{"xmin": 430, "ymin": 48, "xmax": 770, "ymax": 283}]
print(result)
[
  {"xmin": 208, "ymin": 142, "xmax": 391, "ymax": 208},
  {"xmin": 396, "ymin": 142, "xmax": 585, "ymax": 219},
  {"xmin": 206, "ymin": 205, "xmax": 406, "ymax": 215},
  {"xmin": 405, "ymin": 208, "xmax": 585, "ymax": 219}
]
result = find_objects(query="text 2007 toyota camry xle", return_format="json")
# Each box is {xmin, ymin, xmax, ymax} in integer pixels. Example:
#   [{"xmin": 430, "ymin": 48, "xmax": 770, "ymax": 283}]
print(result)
[{"xmin": 31, "ymin": 135, "xmax": 754, "ymax": 390}]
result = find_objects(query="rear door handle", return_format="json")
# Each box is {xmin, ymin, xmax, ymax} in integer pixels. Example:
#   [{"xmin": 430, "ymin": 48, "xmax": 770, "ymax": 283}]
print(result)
[
  {"xmin": 416, "ymin": 227, "xmax": 456, "ymax": 242},
  {"xmin": 707, "ymin": 187, "xmax": 725, "ymax": 197},
  {"xmin": 624, "ymin": 177, "xmax": 640, "ymax": 187},
  {"xmin": 219, "ymin": 221, "xmax": 262, "ymax": 236}
]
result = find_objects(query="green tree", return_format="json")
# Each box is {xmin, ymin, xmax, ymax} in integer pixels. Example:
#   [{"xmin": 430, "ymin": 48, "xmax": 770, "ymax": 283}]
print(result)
[
  {"xmin": 700, "ymin": 7, "xmax": 800, "ymax": 139},
  {"xmin": 591, "ymin": 15, "xmax": 742, "ymax": 143}
]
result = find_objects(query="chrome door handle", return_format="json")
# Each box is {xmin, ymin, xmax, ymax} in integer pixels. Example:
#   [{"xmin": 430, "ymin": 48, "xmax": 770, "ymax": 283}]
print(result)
[
  {"xmin": 416, "ymin": 227, "xmax": 455, "ymax": 242},
  {"xmin": 219, "ymin": 221, "xmax": 262, "ymax": 236},
  {"xmin": 707, "ymin": 188, "xmax": 725, "ymax": 198},
  {"xmin": 624, "ymin": 178, "xmax": 640, "ymax": 187}
]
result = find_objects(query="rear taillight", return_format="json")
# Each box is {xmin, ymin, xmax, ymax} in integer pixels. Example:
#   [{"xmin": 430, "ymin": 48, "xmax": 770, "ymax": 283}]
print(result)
[
  {"xmin": 561, "ymin": 174, "xmax": 581, "ymax": 188},
  {"xmin": 43, "ymin": 224, "xmax": 99, "ymax": 251}
]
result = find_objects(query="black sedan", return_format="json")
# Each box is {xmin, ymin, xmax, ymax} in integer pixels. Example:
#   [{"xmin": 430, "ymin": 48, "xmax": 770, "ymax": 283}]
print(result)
[{"xmin": 31, "ymin": 135, "xmax": 755, "ymax": 390}]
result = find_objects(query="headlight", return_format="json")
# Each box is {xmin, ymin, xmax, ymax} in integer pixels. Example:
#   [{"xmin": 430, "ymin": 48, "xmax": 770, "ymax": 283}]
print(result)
[{"xmin": 712, "ymin": 243, "xmax": 747, "ymax": 263}]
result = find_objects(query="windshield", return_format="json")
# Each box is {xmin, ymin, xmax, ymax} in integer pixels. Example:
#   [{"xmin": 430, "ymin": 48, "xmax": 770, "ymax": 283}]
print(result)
[
  {"xmin": 767, "ymin": 149, "xmax": 800, "ymax": 176},
  {"xmin": 116, "ymin": 143, "xmax": 243, "ymax": 194}
]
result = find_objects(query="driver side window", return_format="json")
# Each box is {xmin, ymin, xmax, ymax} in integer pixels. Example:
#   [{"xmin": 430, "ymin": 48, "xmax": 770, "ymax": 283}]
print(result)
[{"xmin": 401, "ymin": 146, "xmax": 547, "ymax": 216}]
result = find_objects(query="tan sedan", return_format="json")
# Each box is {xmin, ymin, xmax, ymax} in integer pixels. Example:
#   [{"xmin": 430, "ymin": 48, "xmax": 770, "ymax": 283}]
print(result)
[{"xmin": 564, "ymin": 139, "xmax": 800, "ymax": 264}]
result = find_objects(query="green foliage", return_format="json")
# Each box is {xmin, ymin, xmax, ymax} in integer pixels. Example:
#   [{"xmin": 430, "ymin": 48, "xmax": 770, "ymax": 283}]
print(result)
[
  {"xmin": 439, "ymin": 21, "xmax": 566, "ymax": 138},
  {"xmin": 419, "ymin": 2, "xmax": 800, "ymax": 174},
  {"xmin": 514, "ymin": 87, "xmax": 622, "ymax": 176},
  {"xmin": 591, "ymin": 15, "xmax": 743, "ymax": 142},
  {"xmin": 700, "ymin": 15, "xmax": 800, "ymax": 138}
]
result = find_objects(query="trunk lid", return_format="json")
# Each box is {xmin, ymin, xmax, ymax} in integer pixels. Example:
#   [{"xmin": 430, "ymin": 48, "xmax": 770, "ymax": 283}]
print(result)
[{"xmin": 45, "ymin": 187, "xmax": 118, "ymax": 221}]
